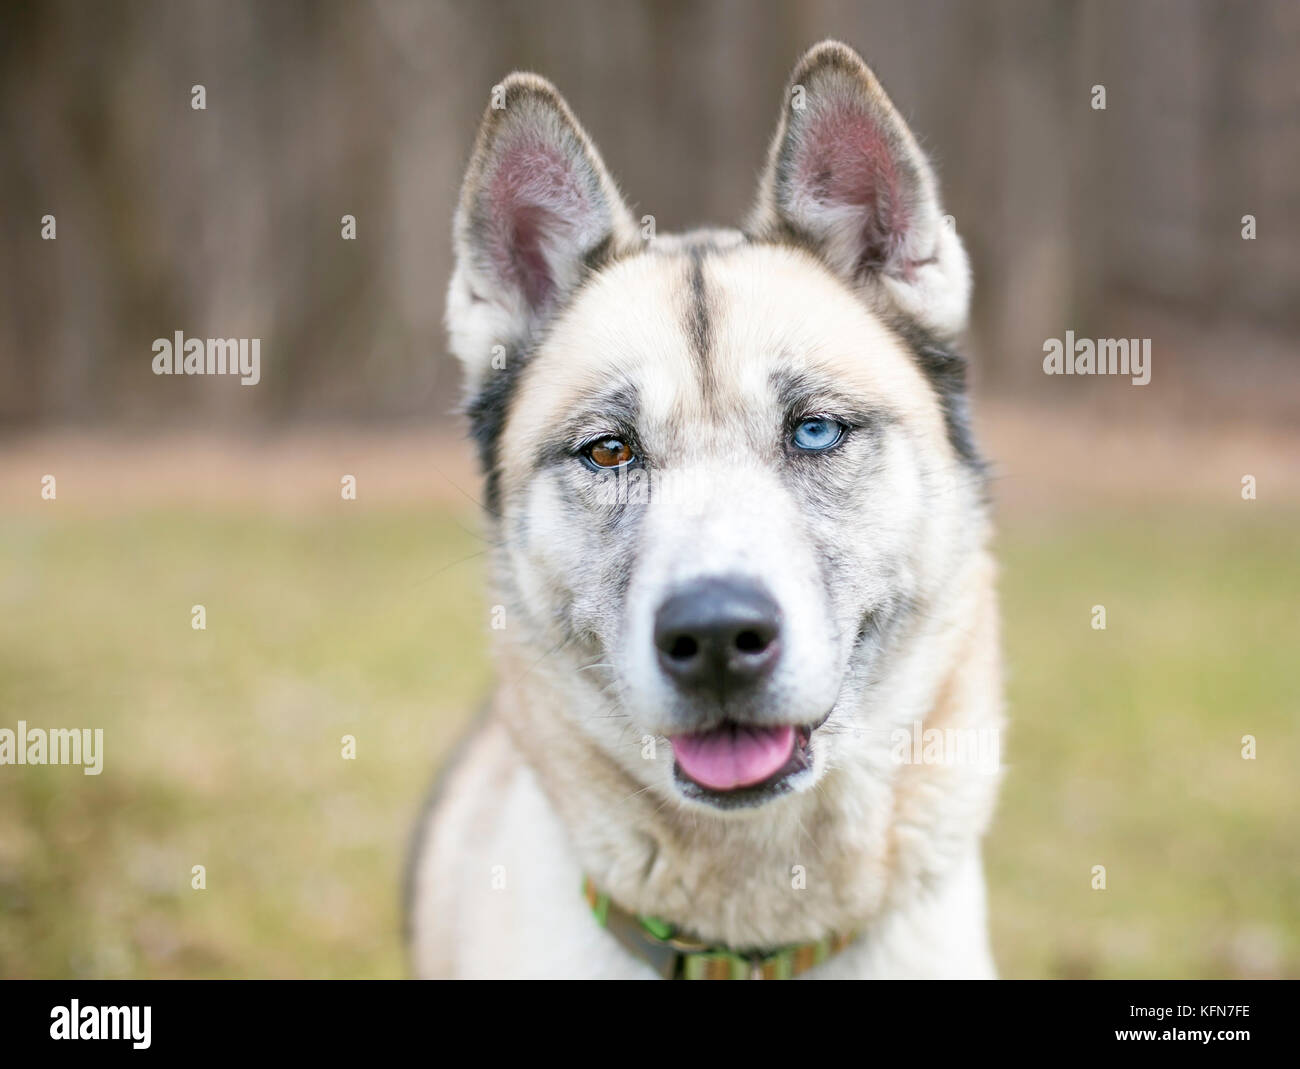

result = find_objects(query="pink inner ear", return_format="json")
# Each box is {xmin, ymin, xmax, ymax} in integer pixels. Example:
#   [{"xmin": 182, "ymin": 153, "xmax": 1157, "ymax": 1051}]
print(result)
[
  {"xmin": 795, "ymin": 106, "xmax": 910, "ymax": 274},
  {"xmin": 486, "ymin": 137, "xmax": 592, "ymax": 309}
]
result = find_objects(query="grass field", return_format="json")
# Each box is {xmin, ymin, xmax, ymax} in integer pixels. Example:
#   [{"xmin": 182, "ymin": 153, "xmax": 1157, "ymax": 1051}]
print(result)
[{"xmin": 1, "ymin": 490, "xmax": 1297, "ymax": 978}]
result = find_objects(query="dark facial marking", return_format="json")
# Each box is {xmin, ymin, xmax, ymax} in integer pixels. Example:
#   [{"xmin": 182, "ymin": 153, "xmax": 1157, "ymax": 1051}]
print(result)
[
  {"xmin": 532, "ymin": 382, "xmax": 642, "ymax": 471},
  {"xmin": 684, "ymin": 247, "xmax": 715, "ymax": 400},
  {"xmin": 770, "ymin": 367, "xmax": 891, "ymax": 435},
  {"xmin": 465, "ymin": 343, "xmax": 528, "ymax": 515},
  {"xmin": 887, "ymin": 318, "xmax": 986, "ymax": 480}
]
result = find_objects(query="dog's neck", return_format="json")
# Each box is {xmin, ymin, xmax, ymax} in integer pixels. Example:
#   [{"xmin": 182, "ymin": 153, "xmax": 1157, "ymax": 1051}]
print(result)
[{"xmin": 493, "ymin": 551, "xmax": 1002, "ymax": 951}]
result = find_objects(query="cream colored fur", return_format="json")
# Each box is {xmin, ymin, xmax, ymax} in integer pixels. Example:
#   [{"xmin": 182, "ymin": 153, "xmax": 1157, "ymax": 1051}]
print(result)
[{"xmin": 409, "ymin": 41, "xmax": 1002, "ymax": 979}]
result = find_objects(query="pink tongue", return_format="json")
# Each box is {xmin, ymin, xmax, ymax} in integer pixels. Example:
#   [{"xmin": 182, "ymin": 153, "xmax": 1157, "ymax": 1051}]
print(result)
[{"xmin": 670, "ymin": 724, "xmax": 795, "ymax": 791}]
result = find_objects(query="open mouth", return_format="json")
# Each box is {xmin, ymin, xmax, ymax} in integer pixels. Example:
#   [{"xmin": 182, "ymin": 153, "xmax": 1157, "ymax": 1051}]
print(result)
[{"xmin": 669, "ymin": 717, "xmax": 825, "ymax": 808}]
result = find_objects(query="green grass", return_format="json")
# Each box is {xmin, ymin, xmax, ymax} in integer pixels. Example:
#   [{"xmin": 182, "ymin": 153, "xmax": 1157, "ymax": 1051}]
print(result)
[
  {"xmin": 0, "ymin": 502, "xmax": 1296, "ymax": 977},
  {"xmin": 989, "ymin": 505, "xmax": 1300, "ymax": 978},
  {"xmin": 0, "ymin": 506, "xmax": 491, "ymax": 978}
]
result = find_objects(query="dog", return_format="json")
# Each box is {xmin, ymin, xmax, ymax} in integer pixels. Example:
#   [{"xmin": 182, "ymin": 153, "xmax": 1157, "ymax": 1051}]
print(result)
[{"xmin": 406, "ymin": 39, "xmax": 1003, "ymax": 979}]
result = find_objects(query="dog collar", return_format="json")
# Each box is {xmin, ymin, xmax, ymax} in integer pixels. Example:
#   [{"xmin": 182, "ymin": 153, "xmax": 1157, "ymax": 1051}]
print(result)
[{"xmin": 583, "ymin": 877, "xmax": 856, "ymax": 979}]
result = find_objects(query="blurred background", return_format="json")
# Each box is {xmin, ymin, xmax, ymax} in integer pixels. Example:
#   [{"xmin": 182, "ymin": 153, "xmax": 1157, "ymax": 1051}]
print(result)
[{"xmin": 0, "ymin": 0, "xmax": 1296, "ymax": 978}]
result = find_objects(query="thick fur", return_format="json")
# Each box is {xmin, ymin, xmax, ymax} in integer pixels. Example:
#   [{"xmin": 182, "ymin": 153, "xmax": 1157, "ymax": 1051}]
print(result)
[{"xmin": 409, "ymin": 41, "xmax": 1003, "ymax": 979}]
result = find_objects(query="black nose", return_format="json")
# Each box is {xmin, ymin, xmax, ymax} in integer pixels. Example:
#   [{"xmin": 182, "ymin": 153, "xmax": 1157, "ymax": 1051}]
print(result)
[{"xmin": 654, "ymin": 578, "xmax": 782, "ymax": 696}]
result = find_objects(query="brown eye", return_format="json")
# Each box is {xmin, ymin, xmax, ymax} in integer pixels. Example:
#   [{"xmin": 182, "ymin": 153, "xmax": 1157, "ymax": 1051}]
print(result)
[{"xmin": 584, "ymin": 437, "xmax": 635, "ymax": 469}]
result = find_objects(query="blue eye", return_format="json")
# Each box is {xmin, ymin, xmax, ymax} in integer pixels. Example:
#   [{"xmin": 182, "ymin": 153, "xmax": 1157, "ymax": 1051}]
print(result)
[{"xmin": 791, "ymin": 418, "xmax": 845, "ymax": 452}]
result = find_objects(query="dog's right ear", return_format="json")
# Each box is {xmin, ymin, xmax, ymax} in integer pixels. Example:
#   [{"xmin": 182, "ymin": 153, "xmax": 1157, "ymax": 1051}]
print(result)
[{"xmin": 445, "ymin": 73, "xmax": 638, "ymax": 393}]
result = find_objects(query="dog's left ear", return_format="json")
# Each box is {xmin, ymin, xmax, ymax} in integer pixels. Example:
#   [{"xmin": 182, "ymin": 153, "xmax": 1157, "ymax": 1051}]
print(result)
[{"xmin": 748, "ymin": 41, "xmax": 970, "ymax": 338}]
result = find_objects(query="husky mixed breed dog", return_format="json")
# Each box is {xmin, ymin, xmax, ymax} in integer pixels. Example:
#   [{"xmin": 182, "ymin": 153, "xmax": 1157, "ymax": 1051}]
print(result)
[{"xmin": 407, "ymin": 40, "xmax": 1003, "ymax": 979}]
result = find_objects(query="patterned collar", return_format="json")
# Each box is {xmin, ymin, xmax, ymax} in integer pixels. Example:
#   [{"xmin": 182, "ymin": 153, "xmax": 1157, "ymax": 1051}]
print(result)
[{"xmin": 583, "ymin": 877, "xmax": 857, "ymax": 979}]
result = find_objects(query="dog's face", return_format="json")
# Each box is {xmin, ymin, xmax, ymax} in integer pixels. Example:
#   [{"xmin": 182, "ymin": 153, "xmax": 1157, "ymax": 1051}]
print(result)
[{"xmin": 446, "ymin": 42, "xmax": 983, "ymax": 813}]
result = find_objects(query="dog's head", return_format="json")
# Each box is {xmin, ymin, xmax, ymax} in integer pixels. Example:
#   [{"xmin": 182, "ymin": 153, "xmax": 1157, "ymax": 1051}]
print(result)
[{"xmin": 446, "ymin": 42, "xmax": 985, "ymax": 813}]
